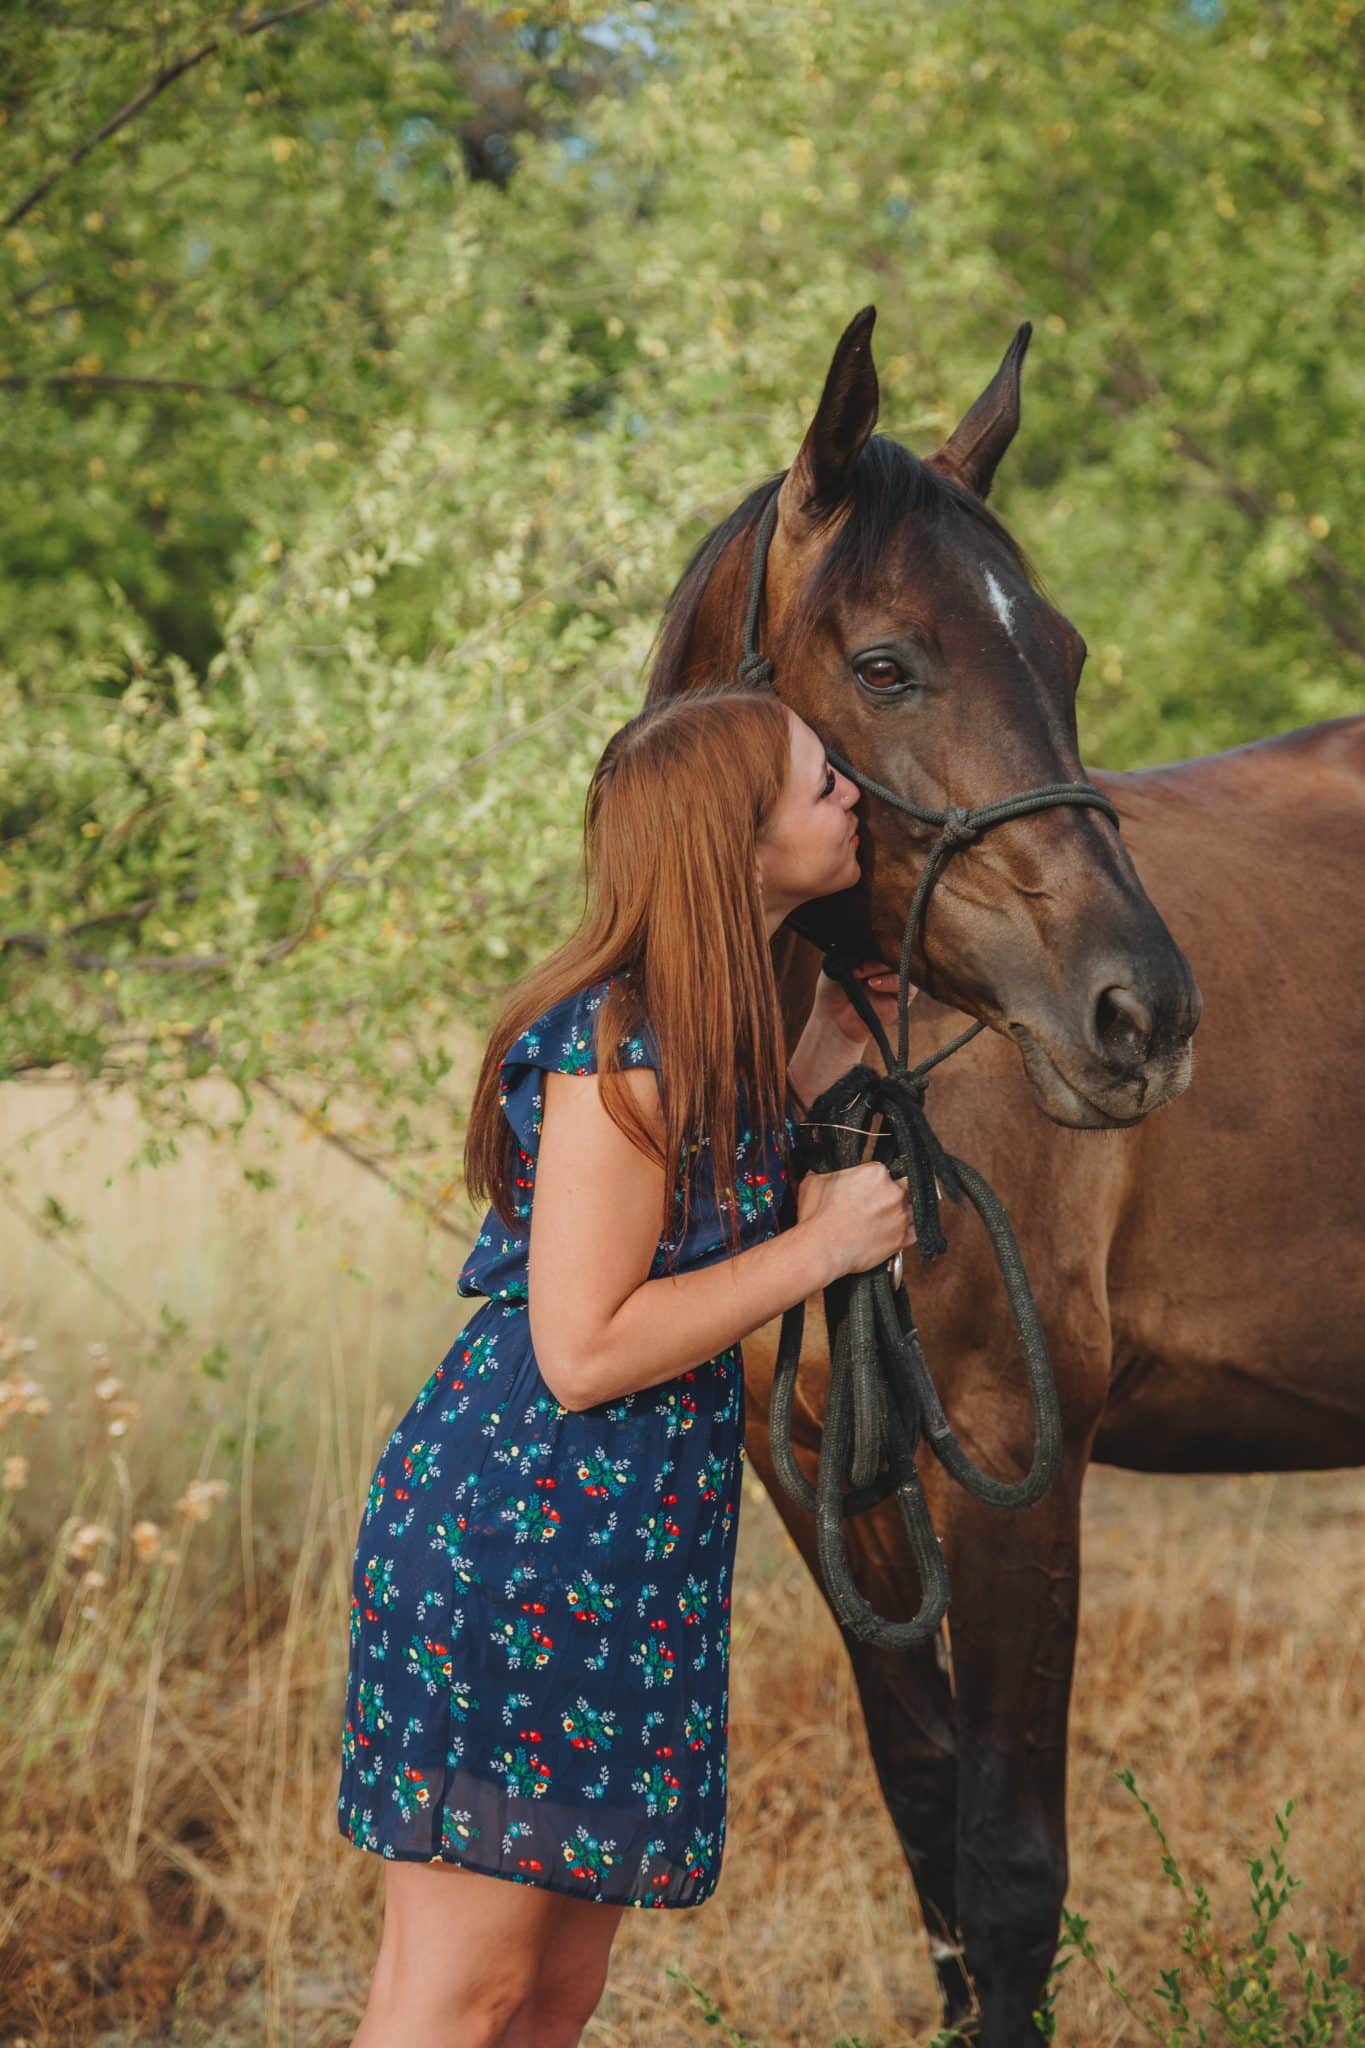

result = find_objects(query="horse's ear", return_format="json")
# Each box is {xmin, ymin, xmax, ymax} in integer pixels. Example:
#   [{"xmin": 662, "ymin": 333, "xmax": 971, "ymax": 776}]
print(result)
[
  {"xmin": 926, "ymin": 322, "xmax": 1032, "ymax": 501},
  {"xmin": 776, "ymin": 305, "xmax": 880, "ymax": 533}
]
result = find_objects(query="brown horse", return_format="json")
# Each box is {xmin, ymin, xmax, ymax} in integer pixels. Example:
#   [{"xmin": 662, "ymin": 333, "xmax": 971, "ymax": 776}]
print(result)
[{"xmin": 643, "ymin": 308, "xmax": 1365, "ymax": 2046}]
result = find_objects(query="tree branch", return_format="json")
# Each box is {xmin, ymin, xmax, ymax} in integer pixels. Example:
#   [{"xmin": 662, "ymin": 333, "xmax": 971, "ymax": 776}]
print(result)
[
  {"xmin": 3, "ymin": 0, "xmax": 329, "ymax": 232},
  {"xmin": 0, "ymin": 370, "xmax": 304, "ymax": 415},
  {"xmin": 255, "ymin": 1076, "xmax": 468, "ymax": 1240},
  {"xmin": 1095, "ymin": 351, "xmax": 1365, "ymax": 666}
]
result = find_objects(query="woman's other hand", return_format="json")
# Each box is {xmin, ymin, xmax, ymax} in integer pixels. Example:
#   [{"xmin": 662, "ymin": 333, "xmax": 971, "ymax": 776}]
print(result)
[{"xmin": 809, "ymin": 960, "xmax": 916, "ymax": 1046}]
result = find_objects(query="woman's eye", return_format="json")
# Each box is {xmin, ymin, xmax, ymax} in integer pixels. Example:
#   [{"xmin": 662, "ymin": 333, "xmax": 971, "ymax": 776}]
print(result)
[
  {"xmin": 854, "ymin": 656, "xmax": 907, "ymax": 691},
  {"xmin": 821, "ymin": 766, "xmax": 837, "ymax": 797}
]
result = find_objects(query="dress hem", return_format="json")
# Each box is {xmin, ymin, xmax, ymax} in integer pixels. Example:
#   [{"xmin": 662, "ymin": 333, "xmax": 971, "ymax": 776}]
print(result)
[{"xmin": 336, "ymin": 1814, "xmax": 719, "ymax": 1910}]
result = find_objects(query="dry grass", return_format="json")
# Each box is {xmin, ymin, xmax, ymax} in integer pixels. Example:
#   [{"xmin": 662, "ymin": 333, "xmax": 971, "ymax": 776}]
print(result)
[{"xmin": 1, "ymin": 1077, "xmax": 1361, "ymax": 2047}]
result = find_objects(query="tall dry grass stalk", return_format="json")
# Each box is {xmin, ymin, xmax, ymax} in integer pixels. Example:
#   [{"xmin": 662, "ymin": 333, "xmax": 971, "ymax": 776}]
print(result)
[{"xmin": 1, "ymin": 1076, "xmax": 1361, "ymax": 2046}]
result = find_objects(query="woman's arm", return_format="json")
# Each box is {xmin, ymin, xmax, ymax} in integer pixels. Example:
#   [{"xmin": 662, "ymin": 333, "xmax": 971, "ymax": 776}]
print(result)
[
  {"xmin": 787, "ymin": 961, "xmax": 906, "ymax": 1115},
  {"xmin": 529, "ymin": 1065, "xmax": 845, "ymax": 1412},
  {"xmin": 787, "ymin": 1007, "xmax": 873, "ymax": 1116}
]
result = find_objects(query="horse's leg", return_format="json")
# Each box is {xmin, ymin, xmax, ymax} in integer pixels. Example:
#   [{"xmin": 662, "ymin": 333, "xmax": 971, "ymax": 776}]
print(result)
[
  {"xmin": 747, "ymin": 1326, "xmax": 1103, "ymax": 2047},
  {"xmin": 927, "ymin": 1454, "xmax": 1090, "ymax": 2048},
  {"xmin": 842, "ymin": 1620, "xmax": 973, "ymax": 2027},
  {"xmin": 743, "ymin": 1407, "xmax": 974, "ymax": 2032}
]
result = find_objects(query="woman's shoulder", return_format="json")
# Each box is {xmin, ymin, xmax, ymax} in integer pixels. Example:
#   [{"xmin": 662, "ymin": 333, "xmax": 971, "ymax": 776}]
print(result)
[{"xmin": 501, "ymin": 972, "xmax": 659, "ymax": 1078}]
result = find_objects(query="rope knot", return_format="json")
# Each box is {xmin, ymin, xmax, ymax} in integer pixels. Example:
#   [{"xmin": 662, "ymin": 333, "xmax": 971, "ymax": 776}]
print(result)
[
  {"xmin": 939, "ymin": 805, "xmax": 979, "ymax": 849},
  {"xmin": 737, "ymin": 651, "xmax": 775, "ymax": 688}
]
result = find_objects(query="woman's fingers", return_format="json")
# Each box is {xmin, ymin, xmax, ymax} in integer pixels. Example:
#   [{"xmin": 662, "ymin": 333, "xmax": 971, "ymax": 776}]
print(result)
[{"xmin": 855, "ymin": 961, "xmax": 918, "ymax": 998}]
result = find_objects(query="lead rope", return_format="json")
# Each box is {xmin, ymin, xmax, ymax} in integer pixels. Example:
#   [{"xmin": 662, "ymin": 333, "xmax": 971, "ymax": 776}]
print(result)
[{"xmin": 737, "ymin": 482, "xmax": 1121, "ymax": 1646}]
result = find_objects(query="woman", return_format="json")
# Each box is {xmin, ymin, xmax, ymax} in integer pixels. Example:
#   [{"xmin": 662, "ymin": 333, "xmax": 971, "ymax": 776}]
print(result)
[{"xmin": 338, "ymin": 683, "xmax": 917, "ymax": 2047}]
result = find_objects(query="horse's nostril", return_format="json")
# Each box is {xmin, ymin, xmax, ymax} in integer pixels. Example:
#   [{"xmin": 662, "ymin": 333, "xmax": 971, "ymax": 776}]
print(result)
[{"xmin": 1094, "ymin": 983, "xmax": 1153, "ymax": 1069}]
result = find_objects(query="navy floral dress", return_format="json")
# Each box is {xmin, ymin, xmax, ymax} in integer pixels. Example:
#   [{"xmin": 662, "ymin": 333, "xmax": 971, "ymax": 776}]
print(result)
[{"xmin": 337, "ymin": 973, "xmax": 797, "ymax": 1908}]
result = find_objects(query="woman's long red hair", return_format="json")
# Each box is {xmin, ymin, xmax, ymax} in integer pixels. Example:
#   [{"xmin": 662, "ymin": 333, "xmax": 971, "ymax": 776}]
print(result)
[{"xmin": 462, "ymin": 683, "xmax": 796, "ymax": 1266}]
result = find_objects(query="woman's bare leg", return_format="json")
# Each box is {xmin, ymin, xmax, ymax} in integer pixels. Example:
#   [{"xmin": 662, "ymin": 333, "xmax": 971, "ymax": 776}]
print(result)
[
  {"xmin": 497, "ymin": 1892, "xmax": 627, "ymax": 2048},
  {"xmin": 349, "ymin": 1858, "xmax": 558, "ymax": 2048}
]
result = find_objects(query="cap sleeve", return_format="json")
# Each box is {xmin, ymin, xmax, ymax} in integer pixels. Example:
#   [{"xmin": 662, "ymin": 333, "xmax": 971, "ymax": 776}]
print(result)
[{"xmin": 497, "ymin": 978, "xmax": 659, "ymax": 1154}]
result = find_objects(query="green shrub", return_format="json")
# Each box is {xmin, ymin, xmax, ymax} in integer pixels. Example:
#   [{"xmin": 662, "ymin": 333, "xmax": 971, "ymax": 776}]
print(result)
[{"xmin": 1036, "ymin": 1770, "xmax": 1364, "ymax": 2047}]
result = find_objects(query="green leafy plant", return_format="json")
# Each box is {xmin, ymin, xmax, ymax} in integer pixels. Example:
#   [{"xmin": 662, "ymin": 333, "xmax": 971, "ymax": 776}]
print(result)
[{"xmin": 1034, "ymin": 1770, "xmax": 1364, "ymax": 2046}]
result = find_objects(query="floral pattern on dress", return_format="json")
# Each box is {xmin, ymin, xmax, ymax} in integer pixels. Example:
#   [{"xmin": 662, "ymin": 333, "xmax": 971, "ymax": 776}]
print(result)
[{"xmin": 337, "ymin": 973, "xmax": 797, "ymax": 1908}]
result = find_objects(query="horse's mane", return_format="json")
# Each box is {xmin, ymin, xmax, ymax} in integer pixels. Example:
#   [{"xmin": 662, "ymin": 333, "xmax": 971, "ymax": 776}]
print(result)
[{"xmin": 643, "ymin": 433, "xmax": 1039, "ymax": 704}]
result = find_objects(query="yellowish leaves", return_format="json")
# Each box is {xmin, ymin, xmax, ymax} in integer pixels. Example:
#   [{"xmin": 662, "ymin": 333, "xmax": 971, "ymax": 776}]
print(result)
[
  {"xmin": 269, "ymin": 136, "xmax": 295, "ymax": 165},
  {"xmin": 787, "ymin": 135, "xmax": 816, "ymax": 175},
  {"xmin": 3, "ymin": 1456, "xmax": 27, "ymax": 1491},
  {"xmin": 1306, "ymin": 514, "xmax": 1331, "ymax": 540}
]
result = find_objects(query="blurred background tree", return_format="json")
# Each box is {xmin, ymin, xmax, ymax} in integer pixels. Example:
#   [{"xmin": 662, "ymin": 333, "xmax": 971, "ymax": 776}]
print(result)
[{"xmin": 3, "ymin": 0, "xmax": 1361, "ymax": 1212}]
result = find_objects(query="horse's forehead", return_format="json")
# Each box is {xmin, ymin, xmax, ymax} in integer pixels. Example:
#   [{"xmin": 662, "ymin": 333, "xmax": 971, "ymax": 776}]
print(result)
[{"xmin": 828, "ymin": 522, "xmax": 1042, "ymax": 642}]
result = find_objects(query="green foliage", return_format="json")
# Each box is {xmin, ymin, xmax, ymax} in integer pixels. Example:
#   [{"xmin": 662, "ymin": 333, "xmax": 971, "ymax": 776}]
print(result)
[
  {"xmin": 2, "ymin": 1, "xmax": 473, "ymax": 671},
  {"xmin": 4, "ymin": 0, "xmax": 1362, "ymax": 1203},
  {"xmin": 1035, "ymin": 1771, "xmax": 1364, "ymax": 2047}
]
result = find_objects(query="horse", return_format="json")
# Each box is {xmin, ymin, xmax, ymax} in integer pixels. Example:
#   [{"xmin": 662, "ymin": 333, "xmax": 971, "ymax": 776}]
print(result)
[{"xmin": 642, "ymin": 306, "xmax": 1365, "ymax": 2046}]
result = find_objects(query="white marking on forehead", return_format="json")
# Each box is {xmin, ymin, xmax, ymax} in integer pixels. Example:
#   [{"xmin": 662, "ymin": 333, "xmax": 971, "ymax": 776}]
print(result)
[{"xmin": 982, "ymin": 565, "xmax": 1020, "ymax": 646}]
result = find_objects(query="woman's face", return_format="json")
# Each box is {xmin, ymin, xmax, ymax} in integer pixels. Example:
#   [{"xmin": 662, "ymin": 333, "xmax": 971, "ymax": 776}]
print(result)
[{"xmin": 756, "ymin": 709, "xmax": 862, "ymax": 930}]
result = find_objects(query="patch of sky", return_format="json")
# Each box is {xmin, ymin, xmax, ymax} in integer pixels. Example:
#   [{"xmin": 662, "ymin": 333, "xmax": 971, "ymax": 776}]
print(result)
[
  {"xmin": 352, "ymin": 118, "xmax": 451, "ymax": 204},
  {"xmin": 580, "ymin": 9, "xmax": 664, "ymax": 59}
]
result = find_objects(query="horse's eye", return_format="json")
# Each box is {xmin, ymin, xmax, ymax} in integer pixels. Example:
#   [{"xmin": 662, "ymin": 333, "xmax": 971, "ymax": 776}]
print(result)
[{"xmin": 854, "ymin": 656, "xmax": 906, "ymax": 691}]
